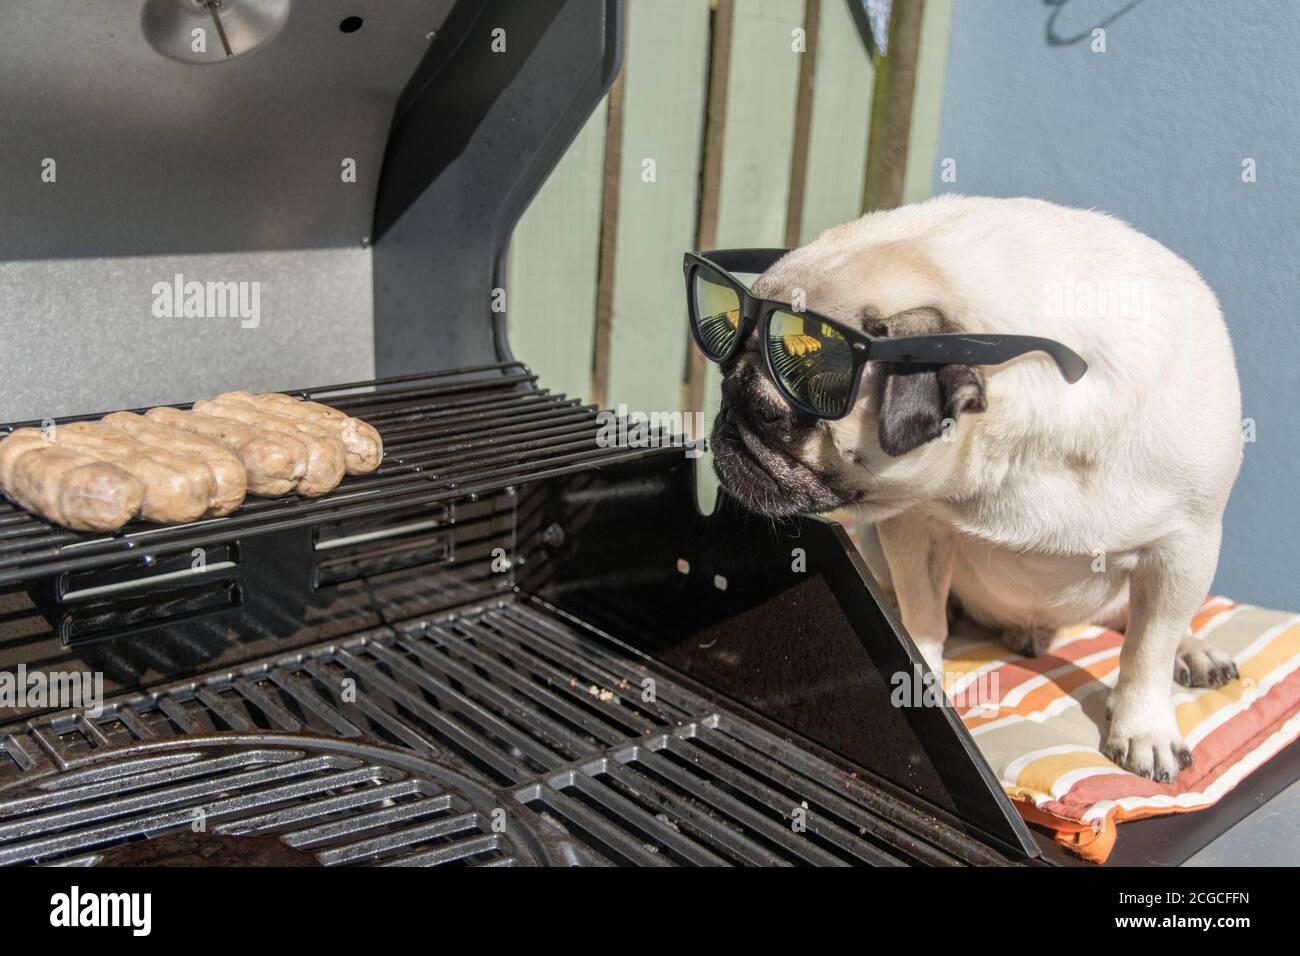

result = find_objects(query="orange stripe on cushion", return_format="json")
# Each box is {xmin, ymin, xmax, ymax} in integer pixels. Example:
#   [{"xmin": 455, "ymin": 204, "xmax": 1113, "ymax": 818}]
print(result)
[
  {"xmin": 971, "ymin": 597, "xmax": 1300, "ymax": 864},
  {"xmin": 1190, "ymin": 598, "xmax": 1238, "ymax": 633},
  {"xmin": 999, "ymin": 625, "xmax": 1300, "ymax": 812},
  {"xmin": 1013, "ymin": 800, "xmax": 1116, "ymax": 864},
  {"xmin": 962, "ymin": 653, "xmax": 1121, "ymax": 728},
  {"xmin": 1013, "ymin": 749, "xmax": 1117, "ymax": 796},
  {"xmin": 1175, "ymin": 621, "xmax": 1300, "ymax": 736},
  {"xmin": 950, "ymin": 630, "xmax": 1123, "ymax": 717},
  {"xmin": 1102, "ymin": 702, "xmax": 1300, "ymax": 825},
  {"xmin": 1041, "ymin": 669, "xmax": 1300, "ymax": 818},
  {"xmin": 1049, "ymin": 704, "xmax": 1300, "ymax": 831}
]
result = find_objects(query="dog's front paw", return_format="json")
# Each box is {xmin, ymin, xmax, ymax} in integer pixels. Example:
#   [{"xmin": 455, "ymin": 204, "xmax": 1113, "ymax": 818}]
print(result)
[
  {"xmin": 913, "ymin": 638, "xmax": 946, "ymax": 677},
  {"xmin": 1103, "ymin": 691, "xmax": 1192, "ymax": 783},
  {"xmin": 1175, "ymin": 639, "xmax": 1238, "ymax": 688},
  {"xmin": 1101, "ymin": 730, "xmax": 1192, "ymax": 783}
]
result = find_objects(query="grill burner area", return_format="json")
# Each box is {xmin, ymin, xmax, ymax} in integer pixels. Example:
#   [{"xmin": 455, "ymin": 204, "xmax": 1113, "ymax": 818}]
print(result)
[{"xmin": 0, "ymin": 600, "xmax": 1011, "ymax": 866}]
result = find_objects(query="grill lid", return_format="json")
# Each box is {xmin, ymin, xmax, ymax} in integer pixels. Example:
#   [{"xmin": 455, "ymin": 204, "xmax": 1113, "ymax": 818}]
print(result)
[{"xmin": 0, "ymin": 1, "xmax": 623, "ymax": 418}]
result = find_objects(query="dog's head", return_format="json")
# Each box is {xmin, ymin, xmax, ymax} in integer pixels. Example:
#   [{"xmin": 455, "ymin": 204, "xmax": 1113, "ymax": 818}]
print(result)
[{"xmin": 711, "ymin": 241, "xmax": 987, "ymax": 519}]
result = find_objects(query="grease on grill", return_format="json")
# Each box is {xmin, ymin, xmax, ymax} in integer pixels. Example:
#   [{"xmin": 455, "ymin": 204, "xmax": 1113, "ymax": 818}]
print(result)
[{"xmin": 93, "ymin": 832, "xmax": 320, "ymax": 867}]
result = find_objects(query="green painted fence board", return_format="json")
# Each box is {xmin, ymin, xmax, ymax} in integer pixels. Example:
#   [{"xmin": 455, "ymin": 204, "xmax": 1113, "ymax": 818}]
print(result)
[
  {"xmin": 697, "ymin": 0, "xmax": 806, "ymax": 512},
  {"xmin": 605, "ymin": 0, "xmax": 712, "ymax": 417},
  {"xmin": 903, "ymin": 0, "xmax": 953, "ymax": 204},
  {"xmin": 505, "ymin": 0, "xmax": 955, "ymax": 519},
  {"xmin": 800, "ymin": 0, "xmax": 874, "ymax": 243},
  {"xmin": 507, "ymin": 99, "xmax": 608, "ymax": 401},
  {"xmin": 713, "ymin": 0, "xmax": 806, "ymax": 249}
]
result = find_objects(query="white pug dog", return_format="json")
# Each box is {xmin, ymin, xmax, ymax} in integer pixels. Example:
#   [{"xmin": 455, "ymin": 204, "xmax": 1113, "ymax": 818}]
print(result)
[{"xmin": 710, "ymin": 194, "xmax": 1243, "ymax": 782}]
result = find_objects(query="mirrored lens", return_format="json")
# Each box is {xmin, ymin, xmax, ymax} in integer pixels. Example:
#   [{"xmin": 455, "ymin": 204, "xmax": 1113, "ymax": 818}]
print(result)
[
  {"xmin": 692, "ymin": 265, "xmax": 742, "ymax": 359},
  {"xmin": 766, "ymin": 311, "xmax": 855, "ymax": 417}
]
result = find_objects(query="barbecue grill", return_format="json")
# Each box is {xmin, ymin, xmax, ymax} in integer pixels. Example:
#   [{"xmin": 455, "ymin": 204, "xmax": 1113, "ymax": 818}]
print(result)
[
  {"xmin": 0, "ymin": 0, "xmax": 1280, "ymax": 868},
  {"xmin": 0, "ymin": 354, "xmax": 1031, "ymax": 865}
]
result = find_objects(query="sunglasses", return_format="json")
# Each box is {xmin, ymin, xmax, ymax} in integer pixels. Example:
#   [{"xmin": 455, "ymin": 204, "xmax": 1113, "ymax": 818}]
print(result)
[{"xmin": 684, "ymin": 248, "xmax": 1087, "ymax": 420}]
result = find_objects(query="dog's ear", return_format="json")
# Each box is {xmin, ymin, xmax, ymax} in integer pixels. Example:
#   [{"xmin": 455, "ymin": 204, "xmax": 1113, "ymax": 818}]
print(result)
[{"xmin": 871, "ymin": 307, "xmax": 986, "ymax": 457}]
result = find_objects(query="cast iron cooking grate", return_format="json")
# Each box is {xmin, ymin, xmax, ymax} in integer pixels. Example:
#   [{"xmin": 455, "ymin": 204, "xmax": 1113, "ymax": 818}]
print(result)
[
  {"xmin": 0, "ymin": 362, "xmax": 679, "ymax": 587},
  {"xmin": 0, "ymin": 741, "xmax": 542, "ymax": 867},
  {"xmin": 0, "ymin": 599, "xmax": 1010, "ymax": 866}
]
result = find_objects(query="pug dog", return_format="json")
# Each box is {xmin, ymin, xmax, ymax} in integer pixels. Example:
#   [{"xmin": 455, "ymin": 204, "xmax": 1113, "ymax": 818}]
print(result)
[{"xmin": 712, "ymin": 194, "xmax": 1243, "ymax": 782}]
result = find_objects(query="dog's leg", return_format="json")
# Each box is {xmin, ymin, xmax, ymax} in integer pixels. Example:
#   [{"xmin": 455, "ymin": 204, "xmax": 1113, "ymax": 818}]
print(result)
[
  {"xmin": 1103, "ymin": 526, "xmax": 1221, "ymax": 781},
  {"xmin": 877, "ymin": 512, "xmax": 954, "ymax": 676}
]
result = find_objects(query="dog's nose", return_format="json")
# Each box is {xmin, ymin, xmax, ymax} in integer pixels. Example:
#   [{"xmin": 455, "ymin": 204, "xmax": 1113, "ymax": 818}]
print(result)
[
  {"xmin": 739, "ymin": 385, "xmax": 789, "ymax": 426},
  {"xmin": 722, "ymin": 362, "xmax": 788, "ymax": 427}
]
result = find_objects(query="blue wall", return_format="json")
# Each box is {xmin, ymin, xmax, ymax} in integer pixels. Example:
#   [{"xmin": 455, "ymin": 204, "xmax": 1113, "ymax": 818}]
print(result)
[{"xmin": 934, "ymin": 0, "xmax": 1300, "ymax": 609}]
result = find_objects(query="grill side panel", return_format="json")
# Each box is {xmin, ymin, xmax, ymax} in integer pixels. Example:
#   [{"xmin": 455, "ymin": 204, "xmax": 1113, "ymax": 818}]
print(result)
[{"xmin": 516, "ymin": 456, "xmax": 1041, "ymax": 859}]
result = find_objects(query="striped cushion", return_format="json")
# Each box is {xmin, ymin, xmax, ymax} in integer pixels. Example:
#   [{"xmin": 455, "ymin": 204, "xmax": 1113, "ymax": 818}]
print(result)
[{"xmin": 944, "ymin": 596, "xmax": 1300, "ymax": 863}]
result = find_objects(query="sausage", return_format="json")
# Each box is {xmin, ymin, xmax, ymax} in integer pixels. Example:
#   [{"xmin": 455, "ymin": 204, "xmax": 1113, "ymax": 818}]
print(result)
[
  {"xmin": 194, "ymin": 399, "xmax": 345, "ymax": 497},
  {"xmin": 146, "ymin": 406, "xmax": 306, "ymax": 497},
  {"xmin": 0, "ymin": 429, "xmax": 49, "ymax": 489},
  {"xmin": 8, "ymin": 446, "xmax": 144, "ymax": 531},
  {"xmin": 194, "ymin": 399, "xmax": 346, "ymax": 498},
  {"xmin": 1, "ymin": 387, "xmax": 368, "ymax": 529},
  {"xmin": 59, "ymin": 421, "xmax": 217, "ymax": 517},
  {"xmin": 0, "ymin": 430, "xmax": 143, "ymax": 531},
  {"xmin": 216, "ymin": 391, "xmax": 383, "ymax": 475},
  {"xmin": 103, "ymin": 412, "xmax": 247, "ymax": 516},
  {"xmin": 52, "ymin": 422, "xmax": 209, "ymax": 524}
]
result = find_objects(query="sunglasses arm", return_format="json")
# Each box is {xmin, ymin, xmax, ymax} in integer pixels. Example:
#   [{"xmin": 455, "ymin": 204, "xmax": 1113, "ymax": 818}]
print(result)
[
  {"xmin": 863, "ymin": 333, "xmax": 1088, "ymax": 384},
  {"xmin": 694, "ymin": 249, "xmax": 791, "ymax": 275}
]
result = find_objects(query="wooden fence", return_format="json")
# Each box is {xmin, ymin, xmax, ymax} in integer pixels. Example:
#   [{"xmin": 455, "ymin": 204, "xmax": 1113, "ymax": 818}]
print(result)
[{"xmin": 507, "ymin": 0, "xmax": 952, "ymax": 507}]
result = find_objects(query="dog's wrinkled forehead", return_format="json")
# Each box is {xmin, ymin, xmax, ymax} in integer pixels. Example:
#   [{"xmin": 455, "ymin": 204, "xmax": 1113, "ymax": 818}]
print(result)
[{"xmin": 751, "ymin": 250, "xmax": 863, "ymax": 325}]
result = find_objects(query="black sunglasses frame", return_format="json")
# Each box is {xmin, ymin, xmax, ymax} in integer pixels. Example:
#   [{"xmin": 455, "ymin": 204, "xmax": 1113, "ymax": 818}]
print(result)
[{"xmin": 684, "ymin": 248, "xmax": 1088, "ymax": 421}]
